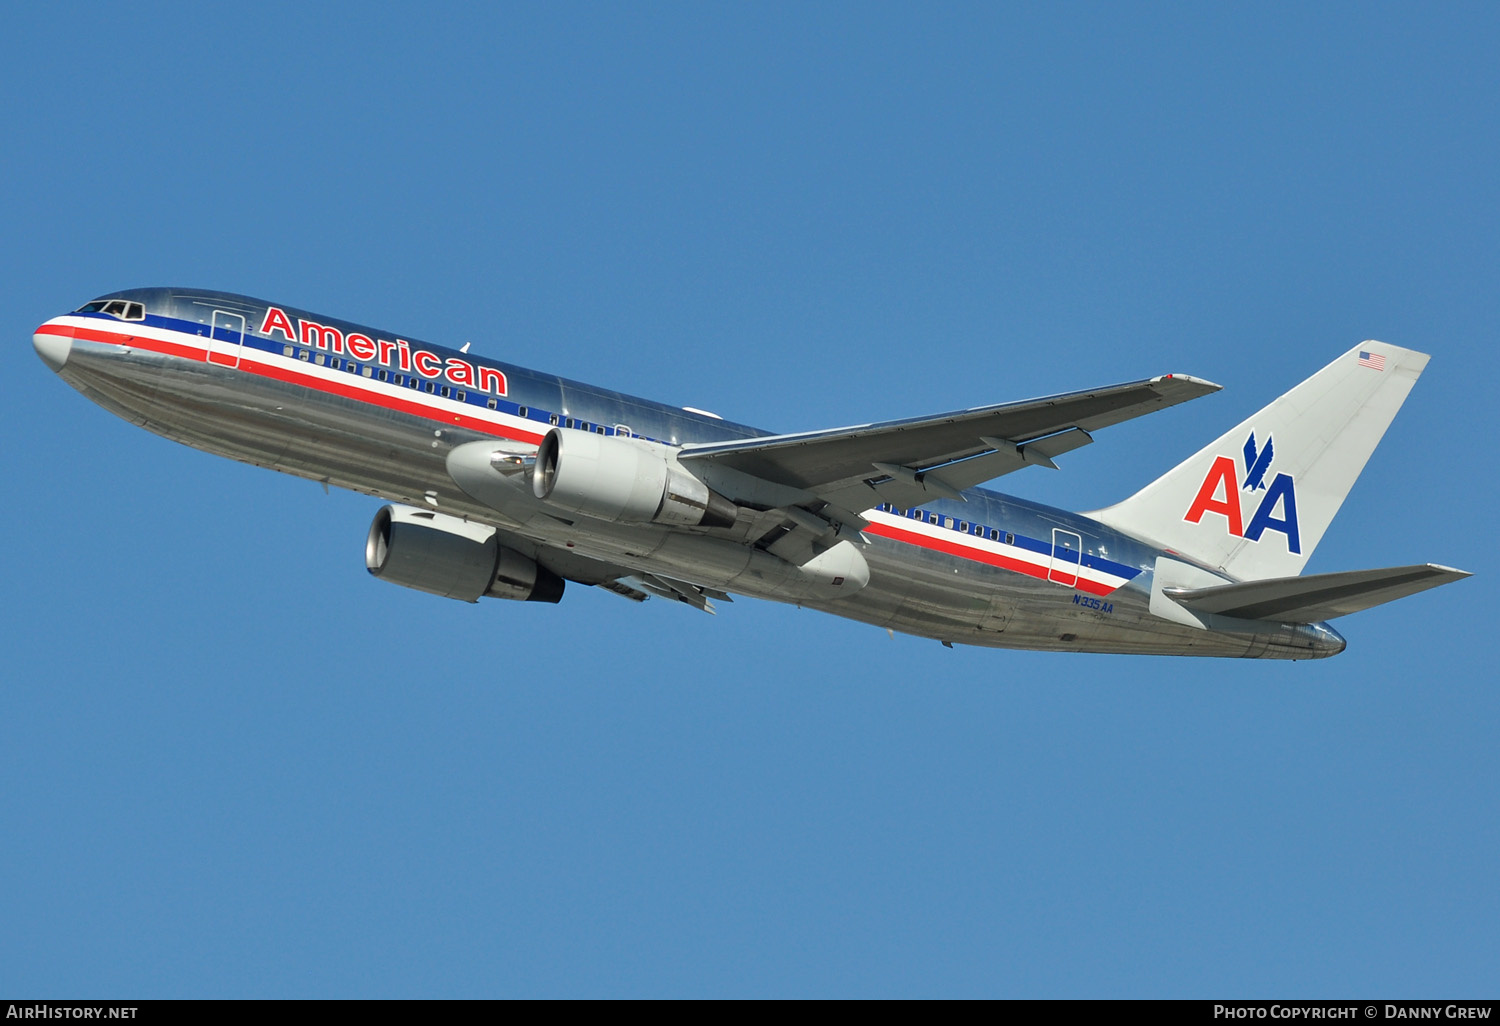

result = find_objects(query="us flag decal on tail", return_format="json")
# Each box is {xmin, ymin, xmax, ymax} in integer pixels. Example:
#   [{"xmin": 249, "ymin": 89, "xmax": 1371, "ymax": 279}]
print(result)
[{"xmin": 1358, "ymin": 350, "xmax": 1386, "ymax": 370}]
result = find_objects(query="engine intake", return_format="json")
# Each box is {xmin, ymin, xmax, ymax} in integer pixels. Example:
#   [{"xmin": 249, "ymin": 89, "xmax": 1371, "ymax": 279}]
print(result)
[
  {"xmin": 532, "ymin": 428, "xmax": 738, "ymax": 529},
  {"xmin": 365, "ymin": 505, "xmax": 564, "ymax": 603}
]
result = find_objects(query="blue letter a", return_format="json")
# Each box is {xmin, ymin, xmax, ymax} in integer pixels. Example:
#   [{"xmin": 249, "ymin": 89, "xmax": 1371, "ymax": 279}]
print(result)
[{"xmin": 1244, "ymin": 472, "xmax": 1301, "ymax": 553}]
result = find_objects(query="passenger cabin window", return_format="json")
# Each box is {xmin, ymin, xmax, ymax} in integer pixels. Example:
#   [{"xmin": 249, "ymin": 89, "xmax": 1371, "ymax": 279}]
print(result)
[{"xmin": 518, "ymin": 406, "xmax": 529, "ymax": 418}]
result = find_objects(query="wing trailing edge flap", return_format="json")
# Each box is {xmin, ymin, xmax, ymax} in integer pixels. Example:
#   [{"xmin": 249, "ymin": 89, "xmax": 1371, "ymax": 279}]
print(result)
[
  {"xmin": 1162, "ymin": 563, "xmax": 1471, "ymax": 623},
  {"xmin": 597, "ymin": 579, "xmax": 651, "ymax": 603},
  {"xmin": 680, "ymin": 374, "xmax": 1219, "ymax": 519},
  {"xmin": 545, "ymin": 556, "xmax": 726, "ymax": 614},
  {"xmin": 622, "ymin": 574, "xmax": 728, "ymax": 613},
  {"xmin": 914, "ymin": 426, "xmax": 1096, "ymax": 494},
  {"xmin": 509, "ymin": 533, "xmax": 684, "ymax": 609}
]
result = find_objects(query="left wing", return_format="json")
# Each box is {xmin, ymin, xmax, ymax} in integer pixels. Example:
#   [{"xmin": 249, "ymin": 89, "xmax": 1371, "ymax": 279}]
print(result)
[{"xmin": 679, "ymin": 373, "xmax": 1220, "ymax": 522}]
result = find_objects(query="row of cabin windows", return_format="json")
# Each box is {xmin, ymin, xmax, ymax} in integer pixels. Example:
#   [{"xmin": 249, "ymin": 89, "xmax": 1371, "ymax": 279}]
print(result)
[
  {"xmin": 283, "ymin": 344, "xmax": 473, "ymax": 399},
  {"xmin": 873, "ymin": 502, "xmax": 1016, "ymax": 546},
  {"xmin": 69, "ymin": 303, "xmax": 640, "ymax": 442},
  {"xmin": 76, "ymin": 312, "xmax": 657, "ymax": 441},
  {"xmin": 277, "ymin": 344, "xmax": 644, "ymax": 440}
]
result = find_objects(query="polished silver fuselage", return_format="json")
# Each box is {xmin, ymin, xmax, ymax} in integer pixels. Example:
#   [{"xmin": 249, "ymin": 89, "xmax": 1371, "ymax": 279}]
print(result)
[{"xmin": 35, "ymin": 288, "xmax": 1345, "ymax": 659}]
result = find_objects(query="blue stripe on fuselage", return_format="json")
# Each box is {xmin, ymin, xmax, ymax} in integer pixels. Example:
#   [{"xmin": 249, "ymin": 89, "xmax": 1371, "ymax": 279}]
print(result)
[{"xmin": 77, "ymin": 305, "xmax": 1148, "ymax": 588}]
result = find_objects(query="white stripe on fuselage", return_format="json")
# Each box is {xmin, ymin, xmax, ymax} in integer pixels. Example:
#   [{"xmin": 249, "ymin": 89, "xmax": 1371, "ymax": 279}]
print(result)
[{"xmin": 65, "ymin": 314, "xmax": 1138, "ymax": 597}]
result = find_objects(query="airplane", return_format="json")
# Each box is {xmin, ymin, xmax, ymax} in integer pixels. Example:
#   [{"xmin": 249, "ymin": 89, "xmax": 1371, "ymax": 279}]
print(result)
[{"xmin": 32, "ymin": 288, "xmax": 1470, "ymax": 659}]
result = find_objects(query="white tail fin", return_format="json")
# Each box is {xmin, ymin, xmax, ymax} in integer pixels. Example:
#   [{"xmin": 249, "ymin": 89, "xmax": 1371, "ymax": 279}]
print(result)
[{"xmin": 1088, "ymin": 342, "xmax": 1429, "ymax": 581}]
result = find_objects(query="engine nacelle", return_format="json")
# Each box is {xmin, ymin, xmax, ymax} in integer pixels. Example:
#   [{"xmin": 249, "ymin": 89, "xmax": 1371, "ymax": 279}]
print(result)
[
  {"xmin": 532, "ymin": 428, "xmax": 738, "ymax": 529},
  {"xmin": 365, "ymin": 505, "xmax": 564, "ymax": 603}
]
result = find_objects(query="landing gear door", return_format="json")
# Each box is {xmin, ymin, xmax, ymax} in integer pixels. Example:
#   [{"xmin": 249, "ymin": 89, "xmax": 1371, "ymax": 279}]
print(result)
[
  {"xmin": 208, "ymin": 310, "xmax": 246, "ymax": 368},
  {"xmin": 979, "ymin": 595, "xmax": 1010, "ymax": 633}
]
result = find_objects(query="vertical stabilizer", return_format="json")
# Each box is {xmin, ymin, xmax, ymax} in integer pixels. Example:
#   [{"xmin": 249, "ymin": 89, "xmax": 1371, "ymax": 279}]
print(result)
[{"xmin": 1088, "ymin": 342, "xmax": 1428, "ymax": 581}]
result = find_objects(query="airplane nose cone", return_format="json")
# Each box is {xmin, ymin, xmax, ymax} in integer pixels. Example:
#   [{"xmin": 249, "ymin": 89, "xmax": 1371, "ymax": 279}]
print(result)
[{"xmin": 33, "ymin": 329, "xmax": 71, "ymax": 371}]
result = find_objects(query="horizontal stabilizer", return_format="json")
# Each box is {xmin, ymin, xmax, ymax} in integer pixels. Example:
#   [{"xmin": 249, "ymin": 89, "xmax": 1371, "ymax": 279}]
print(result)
[{"xmin": 1163, "ymin": 564, "xmax": 1470, "ymax": 623}]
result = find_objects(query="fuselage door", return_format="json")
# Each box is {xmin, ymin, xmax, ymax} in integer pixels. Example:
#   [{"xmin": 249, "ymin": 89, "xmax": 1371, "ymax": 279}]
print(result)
[
  {"xmin": 1049, "ymin": 528, "xmax": 1082, "ymax": 588},
  {"xmin": 208, "ymin": 310, "xmax": 246, "ymax": 368}
]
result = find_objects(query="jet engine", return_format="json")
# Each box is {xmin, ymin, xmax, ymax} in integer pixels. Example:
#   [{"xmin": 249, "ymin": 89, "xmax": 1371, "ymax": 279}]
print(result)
[
  {"xmin": 364, "ymin": 504, "xmax": 564, "ymax": 603},
  {"xmin": 532, "ymin": 428, "xmax": 738, "ymax": 529}
]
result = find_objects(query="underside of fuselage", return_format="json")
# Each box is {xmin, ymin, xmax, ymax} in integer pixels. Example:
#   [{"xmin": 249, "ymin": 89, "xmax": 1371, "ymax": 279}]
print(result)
[{"xmin": 34, "ymin": 290, "xmax": 1354, "ymax": 660}]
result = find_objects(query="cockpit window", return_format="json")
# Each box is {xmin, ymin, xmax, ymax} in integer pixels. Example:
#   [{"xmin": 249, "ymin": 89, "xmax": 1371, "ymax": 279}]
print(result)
[{"xmin": 76, "ymin": 299, "xmax": 145, "ymax": 321}]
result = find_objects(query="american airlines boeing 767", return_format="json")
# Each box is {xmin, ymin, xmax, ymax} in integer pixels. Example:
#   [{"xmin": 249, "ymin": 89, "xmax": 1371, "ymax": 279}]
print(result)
[{"xmin": 33, "ymin": 288, "xmax": 1469, "ymax": 658}]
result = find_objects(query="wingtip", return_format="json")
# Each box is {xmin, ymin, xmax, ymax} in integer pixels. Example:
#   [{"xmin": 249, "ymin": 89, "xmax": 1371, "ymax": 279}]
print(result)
[
  {"xmin": 1153, "ymin": 373, "xmax": 1222, "ymax": 393},
  {"xmin": 1426, "ymin": 563, "xmax": 1473, "ymax": 579}
]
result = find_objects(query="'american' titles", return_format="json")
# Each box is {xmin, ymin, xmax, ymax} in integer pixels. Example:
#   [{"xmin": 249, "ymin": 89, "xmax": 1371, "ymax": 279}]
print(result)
[{"xmin": 258, "ymin": 306, "xmax": 507, "ymax": 396}]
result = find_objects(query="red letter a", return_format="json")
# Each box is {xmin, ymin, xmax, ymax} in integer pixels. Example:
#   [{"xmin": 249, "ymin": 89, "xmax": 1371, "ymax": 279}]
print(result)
[
  {"xmin": 259, "ymin": 306, "xmax": 297, "ymax": 341},
  {"xmin": 1183, "ymin": 455, "xmax": 1244, "ymax": 536}
]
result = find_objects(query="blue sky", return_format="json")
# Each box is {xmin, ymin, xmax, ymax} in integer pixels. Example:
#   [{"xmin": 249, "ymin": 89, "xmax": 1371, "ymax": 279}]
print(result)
[{"xmin": 2, "ymin": 1, "xmax": 1496, "ymax": 997}]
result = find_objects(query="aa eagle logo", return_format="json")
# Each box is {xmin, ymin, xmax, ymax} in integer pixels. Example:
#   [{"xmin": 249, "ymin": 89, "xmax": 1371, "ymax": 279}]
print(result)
[{"xmin": 1184, "ymin": 431, "xmax": 1301, "ymax": 553}]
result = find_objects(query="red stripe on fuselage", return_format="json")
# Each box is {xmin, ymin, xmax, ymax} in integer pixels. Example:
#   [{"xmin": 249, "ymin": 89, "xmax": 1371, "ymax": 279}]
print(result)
[
  {"xmin": 864, "ymin": 520, "xmax": 1116, "ymax": 597},
  {"xmin": 38, "ymin": 322, "xmax": 548, "ymax": 446},
  {"xmin": 43, "ymin": 321, "xmax": 205, "ymax": 363},
  {"xmin": 43, "ymin": 321, "xmax": 1120, "ymax": 596}
]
